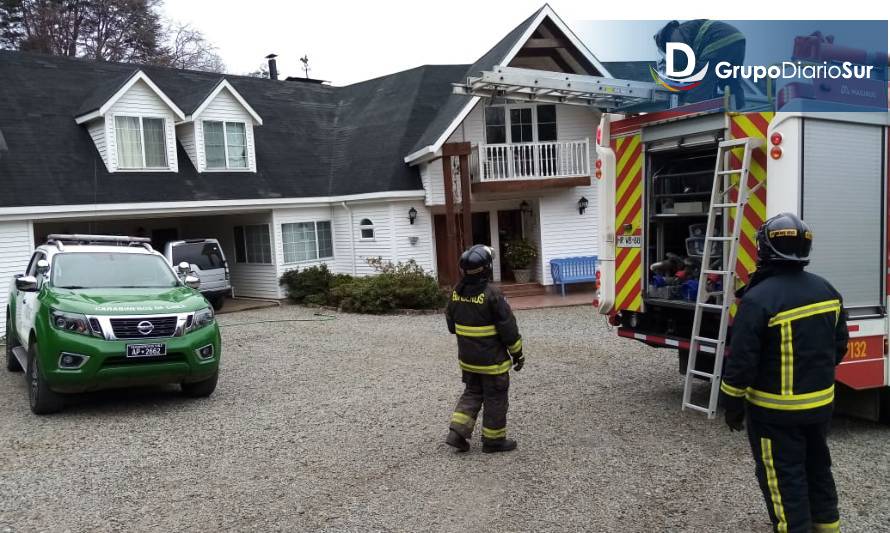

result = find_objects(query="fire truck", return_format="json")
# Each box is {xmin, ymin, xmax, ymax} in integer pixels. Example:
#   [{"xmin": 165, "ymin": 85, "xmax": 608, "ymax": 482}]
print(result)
[{"xmin": 455, "ymin": 35, "xmax": 890, "ymax": 419}]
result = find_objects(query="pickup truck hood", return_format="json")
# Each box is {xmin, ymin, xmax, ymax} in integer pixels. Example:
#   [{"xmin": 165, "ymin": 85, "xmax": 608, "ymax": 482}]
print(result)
[{"xmin": 47, "ymin": 287, "xmax": 208, "ymax": 315}]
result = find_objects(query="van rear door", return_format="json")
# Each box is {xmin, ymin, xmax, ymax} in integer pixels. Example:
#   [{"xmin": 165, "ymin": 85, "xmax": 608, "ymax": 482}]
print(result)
[{"xmin": 171, "ymin": 241, "xmax": 228, "ymax": 294}]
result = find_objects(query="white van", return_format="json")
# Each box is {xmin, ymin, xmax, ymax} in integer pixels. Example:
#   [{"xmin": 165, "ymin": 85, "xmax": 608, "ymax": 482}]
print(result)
[{"xmin": 164, "ymin": 239, "xmax": 231, "ymax": 310}]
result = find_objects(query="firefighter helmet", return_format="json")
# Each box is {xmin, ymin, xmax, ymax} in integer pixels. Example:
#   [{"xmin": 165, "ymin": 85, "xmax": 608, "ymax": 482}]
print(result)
[
  {"xmin": 459, "ymin": 245, "xmax": 493, "ymax": 278},
  {"xmin": 654, "ymin": 20, "xmax": 680, "ymax": 52},
  {"xmin": 756, "ymin": 212, "xmax": 813, "ymax": 265}
]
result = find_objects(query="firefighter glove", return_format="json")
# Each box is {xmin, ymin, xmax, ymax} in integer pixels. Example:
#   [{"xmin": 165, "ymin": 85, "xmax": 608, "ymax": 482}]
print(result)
[
  {"xmin": 724, "ymin": 396, "xmax": 745, "ymax": 432},
  {"xmin": 512, "ymin": 351, "xmax": 525, "ymax": 372}
]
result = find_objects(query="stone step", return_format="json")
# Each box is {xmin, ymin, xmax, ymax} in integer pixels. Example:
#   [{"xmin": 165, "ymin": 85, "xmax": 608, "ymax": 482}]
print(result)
[{"xmin": 498, "ymin": 283, "xmax": 547, "ymax": 298}]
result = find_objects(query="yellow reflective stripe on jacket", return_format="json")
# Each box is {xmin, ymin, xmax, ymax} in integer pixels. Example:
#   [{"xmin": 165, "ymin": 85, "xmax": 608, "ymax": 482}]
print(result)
[
  {"xmin": 459, "ymin": 360, "xmax": 512, "ymax": 375},
  {"xmin": 761, "ymin": 438, "xmax": 788, "ymax": 533},
  {"xmin": 482, "ymin": 426, "xmax": 507, "ymax": 439},
  {"xmin": 768, "ymin": 299, "xmax": 841, "ymax": 326},
  {"xmin": 455, "ymin": 324, "xmax": 497, "ymax": 337},
  {"xmin": 692, "ymin": 20, "xmax": 715, "ymax": 53},
  {"xmin": 700, "ymin": 31, "xmax": 744, "ymax": 58},
  {"xmin": 450, "ymin": 411, "xmax": 474, "ymax": 426},
  {"xmin": 813, "ymin": 520, "xmax": 840, "ymax": 532},
  {"xmin": 720, "ymin": 380, "xmax": 747, "ymax": 398},
  {"xmin": 747, "ymin": 385, "xmax": 835, "ymax": 411},
  {"xmin": 507, "ymin": 338, "xmax": 523, "ymax": 354},
  {"xmin": 780, "ymin": 322, "xmax": 794, "ymax": 396}
]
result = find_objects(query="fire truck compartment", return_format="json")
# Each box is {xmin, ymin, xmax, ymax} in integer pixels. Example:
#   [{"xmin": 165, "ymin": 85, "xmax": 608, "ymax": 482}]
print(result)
[{"xmin": 645, "ymin": 141, "xmax": 723, "ymax": 310}]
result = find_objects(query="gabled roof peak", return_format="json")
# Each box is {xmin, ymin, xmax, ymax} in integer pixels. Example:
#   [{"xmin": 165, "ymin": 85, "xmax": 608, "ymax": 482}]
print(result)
[
  {"xmin": 74, "ymin": 70, "xmax": 185, "ymax": 124},
  {"xmin": 185, "ymin": 78, "xmax": 263, "ymax": 125}
]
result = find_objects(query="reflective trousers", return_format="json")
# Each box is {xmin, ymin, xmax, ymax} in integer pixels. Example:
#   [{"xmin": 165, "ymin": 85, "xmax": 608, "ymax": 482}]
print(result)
[
  {"xmin": 747, "ymin": 417, "xmax": 840, "ymax": 533},
  {"xmin": 449, "ymin": 371, "xmax": 509, "ymax": 441}
]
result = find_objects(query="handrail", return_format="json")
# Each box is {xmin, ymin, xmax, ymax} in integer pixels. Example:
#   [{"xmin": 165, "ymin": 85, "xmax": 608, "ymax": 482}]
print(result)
[{"xmin": 476, "ymin": 138, "xmax": 590, "ymax": 182}]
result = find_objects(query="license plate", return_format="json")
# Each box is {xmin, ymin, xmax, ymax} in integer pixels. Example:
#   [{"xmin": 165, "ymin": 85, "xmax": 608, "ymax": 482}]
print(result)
[
  {"xmin": 617, "ymin": 235, "xmax": 642, "ymax": 248},
  {"xmin": 126, "ymin": 343, "xmax": 167, "ymax": 358}
]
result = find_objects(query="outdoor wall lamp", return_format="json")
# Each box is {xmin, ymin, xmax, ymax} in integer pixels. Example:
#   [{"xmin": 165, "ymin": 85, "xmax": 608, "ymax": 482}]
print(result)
[
  {"xmin": 519, "ymin": 200, "xmax": 532, "ymax": 215},
  {"xmin": 578, "ymin": 196, "xmax": 588, "ymax": 215},
  {"xmin": 408, "ymin": 207, "xmax": 417, "ymax": 225}
]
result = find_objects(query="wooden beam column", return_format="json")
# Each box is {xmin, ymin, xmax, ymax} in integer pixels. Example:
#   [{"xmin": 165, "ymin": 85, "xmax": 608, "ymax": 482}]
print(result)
[{"xmin": 441, "ymin": 142, "xmax": 472, "ymax": 285}]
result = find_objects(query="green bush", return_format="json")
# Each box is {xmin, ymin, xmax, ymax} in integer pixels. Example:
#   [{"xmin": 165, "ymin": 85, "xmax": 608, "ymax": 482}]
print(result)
[
  {"xmin": 279, "ymin": 264, "xmax": 334, "ymax": 304},
  {"xmin": 330, "ymin": 258, "xmax": 446, "ymax": 314},
  {"xmin": 503, "ymin": 239, "xmax": 538, "ymax": 269}
]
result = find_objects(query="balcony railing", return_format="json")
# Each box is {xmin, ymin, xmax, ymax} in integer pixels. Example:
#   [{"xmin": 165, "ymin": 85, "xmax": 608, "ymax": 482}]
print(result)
[{"xmin": 473, "ymin": 139, "xmax": 590, "ymax": 182}]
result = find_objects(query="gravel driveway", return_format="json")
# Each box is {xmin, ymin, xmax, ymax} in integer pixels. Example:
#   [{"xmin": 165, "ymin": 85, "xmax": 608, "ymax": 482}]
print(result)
[{"xmin": 1, "ymin": 305, "xmax": 888, "ymax": 532}]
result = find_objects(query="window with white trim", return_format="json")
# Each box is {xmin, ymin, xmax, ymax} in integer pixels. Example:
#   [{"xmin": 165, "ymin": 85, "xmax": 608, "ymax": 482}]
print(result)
[
  {"xmin": 359, "ymin": 219, "xmax": 375, "ymax": 240},
  {"xmin": 114, "ymin": 115, "xmax": 168, "ymax": 169},
  {"xmin": 204, "ymin": 120, "xmax": 248, "ymax": 169},
  {"xmin": 281, "ymin": 221, "xmax": 333, "ymax": 263},
  {"xmin": 233, "ymin": 224, "xmax": 272, "ymax": 264}
]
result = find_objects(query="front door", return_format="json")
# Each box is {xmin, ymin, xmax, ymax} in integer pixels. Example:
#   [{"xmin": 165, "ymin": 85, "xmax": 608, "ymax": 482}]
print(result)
[{"xmin": 497, "ymin": 210, "xmax": 524, "ymax": 282}]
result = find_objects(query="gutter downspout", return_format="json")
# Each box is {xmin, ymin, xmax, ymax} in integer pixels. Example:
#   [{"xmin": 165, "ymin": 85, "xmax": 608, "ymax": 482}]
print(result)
[{"xmin": 341, "ymin": 201, "xmax": 357, "ymax": 276}]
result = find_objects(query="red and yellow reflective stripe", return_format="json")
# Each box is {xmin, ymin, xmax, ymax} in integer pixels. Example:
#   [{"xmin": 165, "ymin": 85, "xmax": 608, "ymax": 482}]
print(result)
[
  {"xmin": 729, "ymin": 112, "xmax": 774, "ymax": 318},
  {"xmin": 613, "ymin": 133, "xmax": 644, "ymax": 312}
]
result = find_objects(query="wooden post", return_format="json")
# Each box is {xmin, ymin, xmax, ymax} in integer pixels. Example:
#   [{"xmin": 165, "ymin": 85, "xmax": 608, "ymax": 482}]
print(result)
[
  {"xmin": 458, "ymin": 153, "xmax": 472, "ymax": 249},
  {"xmin": 442, "ymin": 154, "xmax": 458, "ymax": 285}
]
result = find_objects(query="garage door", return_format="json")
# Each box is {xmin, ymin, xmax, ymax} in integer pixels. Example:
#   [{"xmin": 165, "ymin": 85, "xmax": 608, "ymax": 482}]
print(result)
[
  {"xmin": 0, "ymin": 221, "xmax": 34, "ymax": 336},
  {"xmin": 802, "ymin": 119, "xmax": 885, "ymax": 313}
]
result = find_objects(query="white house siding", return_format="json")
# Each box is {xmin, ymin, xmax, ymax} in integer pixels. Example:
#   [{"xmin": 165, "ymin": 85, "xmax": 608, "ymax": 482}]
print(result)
[
  {"xmin": 0, "ymin": 221, "xmax": 34, "ymax": 336},
  {"xmin": 273, "ymin": 206, "xmax": 336, "ymax": 296},
  {"xmin": 556, "ymin": 105, "xmax": 600, "ymax": 167},
  {"xmin": 107, "ymin": 79, "xmax": 179, "ymax": 172},
  {"xmin": 537, "ymin": 184, "xmax": 599, "ymax": 285},
  {"xmin": 176, "ymin": 123, "xmax": 198, "ymax": 170},
  {"xmin": 194, "ymin": 88, "xmax": 258, "ymax": 172},
  {"xmin": 87, "ymin": 120, "xmax": 108, "ymax": 168}
]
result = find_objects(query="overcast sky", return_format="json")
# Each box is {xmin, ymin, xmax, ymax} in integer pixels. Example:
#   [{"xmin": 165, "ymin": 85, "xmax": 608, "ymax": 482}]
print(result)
[{"xmin": 162, "ymin": 0, "xmax": 889, "ymax": 86}]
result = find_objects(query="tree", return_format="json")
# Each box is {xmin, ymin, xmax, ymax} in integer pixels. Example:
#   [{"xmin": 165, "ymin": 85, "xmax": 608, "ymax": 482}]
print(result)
[
  {"xmin": 157, "ymin": 22, "xmax": 224, "ymax": 72},
  {"xmin": 244, "ymin": 62, "xmax": 269, "ymax": 78},
  {"xmin": 0, "ymin": 0, "xmax": 224, "ymax": 72}
]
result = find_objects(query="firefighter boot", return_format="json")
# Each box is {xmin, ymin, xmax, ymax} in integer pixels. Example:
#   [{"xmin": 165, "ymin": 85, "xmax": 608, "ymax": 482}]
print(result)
[
  {"xmin": 446, "ymin": 429, "xmax": 470, "ymax": 452},
  {"xmin": 482, "ymin": 438, "xmax": 517, "ymax": 453}
]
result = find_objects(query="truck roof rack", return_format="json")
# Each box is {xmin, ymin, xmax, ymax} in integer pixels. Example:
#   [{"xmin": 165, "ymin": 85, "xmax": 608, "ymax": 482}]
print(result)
[{"xmin": 46, "ymin": 234, "xmax": 154, "ymax": 252}]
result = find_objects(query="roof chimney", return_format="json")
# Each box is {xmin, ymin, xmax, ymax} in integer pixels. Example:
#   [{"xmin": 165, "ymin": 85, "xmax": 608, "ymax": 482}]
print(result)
[{"xmin": 265, "ymin": 53, "xmax": 278, "ymax": 80}]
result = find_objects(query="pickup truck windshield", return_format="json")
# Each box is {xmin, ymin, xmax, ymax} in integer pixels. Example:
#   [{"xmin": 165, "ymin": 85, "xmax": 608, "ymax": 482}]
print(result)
[{"xmin": 52, "ymin": 253, "xmax": 180, "ymax": 289}]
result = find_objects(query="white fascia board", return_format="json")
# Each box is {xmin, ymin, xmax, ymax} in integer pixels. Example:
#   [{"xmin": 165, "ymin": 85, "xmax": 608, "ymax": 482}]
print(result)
[
  {"xmin": 0, "ymin": 190, "xmax": 427, "ymax": 222},
  {"xmin": 185, "ymin": 80, "xmax": 264, "ymax": 126},
  {"xmin": 75, "ymin": 70, "xmax": 187, "ymax": 123},
  {"xmin": 404, "ymin": 6, "xmax": 611, "ymax": 165}
]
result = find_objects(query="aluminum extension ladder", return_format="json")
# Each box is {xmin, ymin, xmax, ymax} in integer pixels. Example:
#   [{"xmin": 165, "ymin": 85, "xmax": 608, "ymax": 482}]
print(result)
[{"xmin": 682, "ymin": 137, "xmax": 764, "ymax": 418}]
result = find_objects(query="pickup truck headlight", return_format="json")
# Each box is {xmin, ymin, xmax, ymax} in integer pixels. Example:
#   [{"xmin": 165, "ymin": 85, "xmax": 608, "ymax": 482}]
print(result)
[
  {"xmin": 51, "ymin": 309, "xmax": 101, "ymax": 337},
  {"xmin": 187, "ymin": 307, "xmax": 215, "ymax": 332}
]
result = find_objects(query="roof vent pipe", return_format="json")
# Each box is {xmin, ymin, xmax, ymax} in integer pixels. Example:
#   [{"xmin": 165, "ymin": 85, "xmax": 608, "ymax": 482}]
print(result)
[{"xmin": 265, "ymin": 53, "xmax": 278, "ymax": 80}]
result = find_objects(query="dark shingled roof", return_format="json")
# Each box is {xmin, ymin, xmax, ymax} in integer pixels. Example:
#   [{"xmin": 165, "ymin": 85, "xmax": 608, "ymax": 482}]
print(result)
[
  {"xmin": 407, "ymin": 6, "xmax": 546, "ymax": 156},
  {"xmin": 602, "ymin": 61, "xmax": 657, "ymax": 83},
  {"xmin": 0, "ymin": 50, "xmax": 465, "ymax": 207}
]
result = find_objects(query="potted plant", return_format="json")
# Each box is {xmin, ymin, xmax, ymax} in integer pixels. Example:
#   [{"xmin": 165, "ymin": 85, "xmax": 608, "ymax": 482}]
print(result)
[{"xmin": 504, "ymin": 239, "xmax": 538, "ymax": 283}]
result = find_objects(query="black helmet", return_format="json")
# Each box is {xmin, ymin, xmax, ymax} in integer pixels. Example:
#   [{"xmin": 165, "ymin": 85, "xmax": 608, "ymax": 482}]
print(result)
[
  {"xmin": 756, "ymin": 212, "xmax": 813, "ymax": 265},
  {"xmin": 459, "ymin": 244, "xmax": 493, "ymax": 278},
  {"xmin": 654, "ymin": 20, "xmax": 680, "ymax": 52}
]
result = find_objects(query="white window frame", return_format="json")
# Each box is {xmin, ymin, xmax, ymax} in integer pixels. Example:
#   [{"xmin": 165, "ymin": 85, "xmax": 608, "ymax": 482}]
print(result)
[
  {"xmin": 233, "ymin": 224, "xmax": 272, "ymax": 264},
  {"xmin": 483, "ymin": 104, "xmax": 558, "ymax": 145},
  {"xmin": 359, "ymin": 218, "xmax": 375, "ymax": 241},
  {"xmin": 281, "ymin": 221, "xmax": 334, "ymax": 264},
  {"xmin": 114, "ymin": 114, "xmax": 170, "ymax": 171},
  {"xmin": 202, "ymin": 120, "xmax": 250, "ymax": 171}
]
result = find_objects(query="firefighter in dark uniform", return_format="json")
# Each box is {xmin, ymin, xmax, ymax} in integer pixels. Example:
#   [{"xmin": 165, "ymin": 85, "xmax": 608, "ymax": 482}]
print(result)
[
  {"xmin": 721, "ymin": 213, "xmax": 848, "ymax": 533},
  {"xmin": 445, "ymin": 245, "xmax": 524, "ymax": 453},
  {"xmin": 654, "ymin": 19, "xmax": 747, "ymax": 108}
]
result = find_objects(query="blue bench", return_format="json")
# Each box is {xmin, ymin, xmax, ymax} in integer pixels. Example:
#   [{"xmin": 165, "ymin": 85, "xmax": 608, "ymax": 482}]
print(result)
[{"xmin": 550, "ymin": 256, "xmax": 598, "ymax": 297}]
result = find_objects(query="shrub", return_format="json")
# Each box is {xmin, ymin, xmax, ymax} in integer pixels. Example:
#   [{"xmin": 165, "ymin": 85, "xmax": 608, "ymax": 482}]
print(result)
[
  {"xmin": 503, "ymin": 239, "xmax": 538, "ymax": 269},
  {"xmin": 279, "ymin": 264, "xmax": 334, "ymax": 304},
  {"xmin": 330, "ymin": 258, "xmax": 446, "ymax": 314}
]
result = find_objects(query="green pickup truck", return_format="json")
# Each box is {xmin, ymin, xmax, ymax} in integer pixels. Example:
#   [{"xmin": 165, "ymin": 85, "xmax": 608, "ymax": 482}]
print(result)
[{"xmin": 5, "ymin": 234, "xmax": 221, "ymax": 414}]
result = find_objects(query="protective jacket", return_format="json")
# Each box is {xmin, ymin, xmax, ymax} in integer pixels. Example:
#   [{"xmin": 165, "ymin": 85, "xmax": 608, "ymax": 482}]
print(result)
[
  {"xmin": 446, "ymin": 280, "xmax": 522, "ymax": 375},
  {"xmin": 721, "ymin": 267, "xmax": 849, "ymax": 424}
]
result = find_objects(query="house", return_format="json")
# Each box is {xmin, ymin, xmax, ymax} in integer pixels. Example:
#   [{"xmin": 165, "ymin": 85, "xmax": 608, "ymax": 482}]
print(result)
[{"xmin": 0, "ymin": 5, "xmax": 615, "ymax": 334}]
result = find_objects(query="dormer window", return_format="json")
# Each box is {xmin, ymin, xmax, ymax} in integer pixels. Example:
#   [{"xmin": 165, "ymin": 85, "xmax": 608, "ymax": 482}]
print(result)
[
  {"xmin": 203, "ymin": 120, "xmax": 248, "ymax": 170},
  {"xmin": 114, "ymin": 116, "xmax": 168, "ymax": 169}
]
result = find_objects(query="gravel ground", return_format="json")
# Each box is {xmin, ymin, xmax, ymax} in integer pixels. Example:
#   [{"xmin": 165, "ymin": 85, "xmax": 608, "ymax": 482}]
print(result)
[{"xmin": 1, "ymin": 304, "xmax": 888, "ymax": 532}]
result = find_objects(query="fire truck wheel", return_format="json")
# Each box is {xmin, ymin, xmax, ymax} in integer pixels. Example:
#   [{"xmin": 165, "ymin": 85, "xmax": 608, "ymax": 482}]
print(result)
[{"xmin": 678, "ymin": 349, "xmax": 689, "ymax": 375}]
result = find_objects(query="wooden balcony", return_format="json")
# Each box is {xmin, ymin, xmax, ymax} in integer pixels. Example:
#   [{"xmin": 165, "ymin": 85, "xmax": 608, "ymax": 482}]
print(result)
[{"xmin": 471, "ymin": 139, "xmax": 591, "ymax": 193}]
